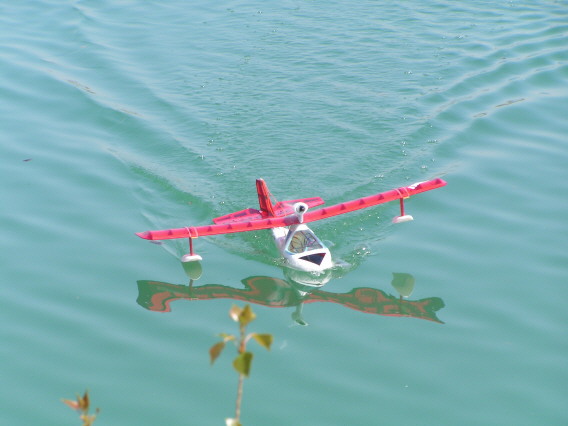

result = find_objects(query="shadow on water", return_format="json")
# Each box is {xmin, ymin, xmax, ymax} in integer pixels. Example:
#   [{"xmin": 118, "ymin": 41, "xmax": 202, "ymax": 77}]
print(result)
[{"xmin": 137, "ymin": 263, "xmax": 445, "ymax": 325}]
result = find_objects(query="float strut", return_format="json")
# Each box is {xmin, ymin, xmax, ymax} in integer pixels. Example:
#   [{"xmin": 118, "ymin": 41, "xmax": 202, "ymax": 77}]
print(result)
[
  {"xmin": 392, "ymin": 191, "xmax": 414, "ymax": 223},
  {"xmin": 181, "ymin": 229, "xmax": 202, "ymax": 262}
]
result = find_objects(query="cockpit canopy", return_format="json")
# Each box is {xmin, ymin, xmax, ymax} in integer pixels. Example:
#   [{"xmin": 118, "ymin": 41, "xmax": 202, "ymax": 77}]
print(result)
[
  {"xmin": 286, "ymin": 229, "xmax": 324, "ymax": 254},
  {"xmin": 271, "ymin": 224, "xmax": 333, "ymax": 271},
  {"xmin": 284, "ymin": 227, "xmax": 329, "ymax": 267}
]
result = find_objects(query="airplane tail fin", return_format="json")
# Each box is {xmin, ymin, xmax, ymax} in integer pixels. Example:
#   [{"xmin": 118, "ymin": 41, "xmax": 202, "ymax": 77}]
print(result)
[{"xmin": 256, "ymin": 178, "xmax": 276, "ymax": 217}]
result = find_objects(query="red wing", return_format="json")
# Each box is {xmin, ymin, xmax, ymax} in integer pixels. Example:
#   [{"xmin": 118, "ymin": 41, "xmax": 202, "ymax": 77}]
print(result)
[
  {"xmin": 136, "ymin": 215, "xmax": 299, "ymax": 240},
  {"xmin": 302, "ymin": 178, "xmax": 447, "ymax": 223},
  {"xmin": 136, "ymin": 179, "xmax": 446, "ymax": 240}
]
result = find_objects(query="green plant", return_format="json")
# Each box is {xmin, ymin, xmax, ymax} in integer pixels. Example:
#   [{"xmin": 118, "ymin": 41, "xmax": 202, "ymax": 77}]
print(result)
[
  {"xmin": 62, "ymin": 390, "xmax": 99, "ymax": 425},
  {"xmin": 210, "ymin": 304, "xmax": 273, "ymax": 426}
]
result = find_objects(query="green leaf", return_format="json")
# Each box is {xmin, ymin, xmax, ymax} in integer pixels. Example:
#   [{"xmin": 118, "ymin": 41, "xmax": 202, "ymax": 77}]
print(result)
[
  {"xmin": 251, "ymin": 333, "xmax": 273, "ymax": 351},
  {"xmin": 219, "ymin": 333, "xmax": 236, "ymax": 343},
  {"xmin": 238, "ymin": 304, "xmax": 256, "ymax": 326},
  {"xmin": 229, "ymin": 305, "xmax": 242, "ymax": 322},
  {"xmin": 82, "ymin": 391, "xmax": 90, "ymax": 411},
  {"xmin": 233, "ymin": 352, "xmax": 253, "ymax": 377},
  {"xmin": 209, "ymin": 341, "xmax": 226, "ymax": 365}
]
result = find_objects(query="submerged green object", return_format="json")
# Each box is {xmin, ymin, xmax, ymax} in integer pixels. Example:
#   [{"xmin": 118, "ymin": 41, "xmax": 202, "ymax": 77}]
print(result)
[{"xmin": 391, "ymin": 273, "xmax": 415, "ymax": 298}]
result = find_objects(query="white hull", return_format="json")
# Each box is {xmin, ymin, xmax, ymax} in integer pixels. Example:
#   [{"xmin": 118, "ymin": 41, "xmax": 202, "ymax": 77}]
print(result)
[{"xmin": 272, "ymin": 224, "xmax": 333, "ymax": 272}]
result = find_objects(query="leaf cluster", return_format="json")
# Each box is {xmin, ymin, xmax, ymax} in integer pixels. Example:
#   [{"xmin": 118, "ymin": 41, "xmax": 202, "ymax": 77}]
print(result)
[
  {"xmin": 62, "ymin": 391, "xmax": 99, "ymax": 426},
  {"xmin": 209, "ymin": 304, "xmax": 273, "ymax": 377}
]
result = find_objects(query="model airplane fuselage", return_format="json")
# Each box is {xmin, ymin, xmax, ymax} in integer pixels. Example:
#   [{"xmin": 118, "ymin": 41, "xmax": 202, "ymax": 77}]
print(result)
[{"xmin": 137, "ymin": 178, "xmax": 447, "ymax": 272}]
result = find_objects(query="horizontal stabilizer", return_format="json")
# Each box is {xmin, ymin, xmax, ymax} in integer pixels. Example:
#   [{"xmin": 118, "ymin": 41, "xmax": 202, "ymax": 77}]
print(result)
[
  {"xmin": 213, "ymin": 197, "xmax": 324, "ymax": 224},
  {"xmin": 272, "ymin": 197, "xmax": 325, "ymax": 217},
  {"xmin": 213, "ymin": 208, "xmax": 263, "ymax": 225}
]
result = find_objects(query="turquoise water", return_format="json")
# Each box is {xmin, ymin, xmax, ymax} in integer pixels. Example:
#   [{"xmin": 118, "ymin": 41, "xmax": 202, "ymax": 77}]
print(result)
[{"xmin": 2, "ymin": 1, "xmax": 568, "ymax": 424}]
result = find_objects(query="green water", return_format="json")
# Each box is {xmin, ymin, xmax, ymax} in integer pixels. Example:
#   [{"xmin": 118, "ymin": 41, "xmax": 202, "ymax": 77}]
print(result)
[{"xmin": 2, "ymin": 1, "xmax": 567, "ymax": 424}]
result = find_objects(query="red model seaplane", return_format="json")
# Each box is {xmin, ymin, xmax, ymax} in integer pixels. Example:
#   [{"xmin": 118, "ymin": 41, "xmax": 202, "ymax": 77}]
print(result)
[{"xmin": 136, "ymin": 178, "xmax": 447, "ymax": 272}]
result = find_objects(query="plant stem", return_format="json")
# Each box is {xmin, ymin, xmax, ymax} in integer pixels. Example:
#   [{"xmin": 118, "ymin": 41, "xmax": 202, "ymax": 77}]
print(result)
[
  {"xmin": 235, "ymin": 373, "xmax": 244, "ymax": 423},
  {"xmin": 234, "ymin": 322, "xmax": 246, "ymax": 422}
]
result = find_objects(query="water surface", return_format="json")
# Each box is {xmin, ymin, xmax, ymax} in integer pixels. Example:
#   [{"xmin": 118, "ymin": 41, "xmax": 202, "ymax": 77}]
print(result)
[{"xmin": 2, "ymin": 1, "xmax": 567, "ymax": 424}]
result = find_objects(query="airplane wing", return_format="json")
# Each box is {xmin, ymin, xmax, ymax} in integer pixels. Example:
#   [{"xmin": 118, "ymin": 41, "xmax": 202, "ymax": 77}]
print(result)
[
  {"xmin": 136, "ymin": 178, "xmax": 446, "ymax": 240},
  {"xmin": 302, "ymin": 178, "xmax": 446, "ymax": 222},
  {"xmin": 136, "ymin": 214, "xmax": 301, "ymax": 240}
]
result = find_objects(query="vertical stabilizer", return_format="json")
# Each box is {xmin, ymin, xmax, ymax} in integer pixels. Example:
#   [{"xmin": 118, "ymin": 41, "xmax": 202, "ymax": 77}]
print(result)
[{"xmin": 256, "ymin": 179, "xmax": 276, "ymax": 217}]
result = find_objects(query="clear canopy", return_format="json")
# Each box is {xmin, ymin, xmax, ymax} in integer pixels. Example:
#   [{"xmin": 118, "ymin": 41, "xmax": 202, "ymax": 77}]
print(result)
[{"xmin": 286, "ymin": 229, "xmax": 324, "ymax": 254}]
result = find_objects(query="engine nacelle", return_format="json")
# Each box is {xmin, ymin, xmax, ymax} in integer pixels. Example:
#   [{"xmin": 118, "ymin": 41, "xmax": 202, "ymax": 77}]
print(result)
[{"xmin": 293, "ymin": 202, "xmax": 309, "ymax": 223}]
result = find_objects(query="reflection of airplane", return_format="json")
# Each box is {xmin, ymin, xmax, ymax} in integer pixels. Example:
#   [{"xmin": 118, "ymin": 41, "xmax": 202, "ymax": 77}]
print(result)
[
  {"xmin": 136, "ymin": 271, "xmax": 445, "ymax": 324},
  {"xmin": 136, "ymin": 178, "xmax": 447, "ymax": 272}
]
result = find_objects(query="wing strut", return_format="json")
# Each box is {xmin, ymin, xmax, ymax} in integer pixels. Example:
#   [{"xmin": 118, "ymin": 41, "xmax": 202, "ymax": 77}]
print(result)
[
  {"xmin": 181, "ymin": 228, "xmax": 202, "ymax": 263},
  {"xmin": 393, "ymin": 187, "xmax": 414, "ymax": 223}
]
